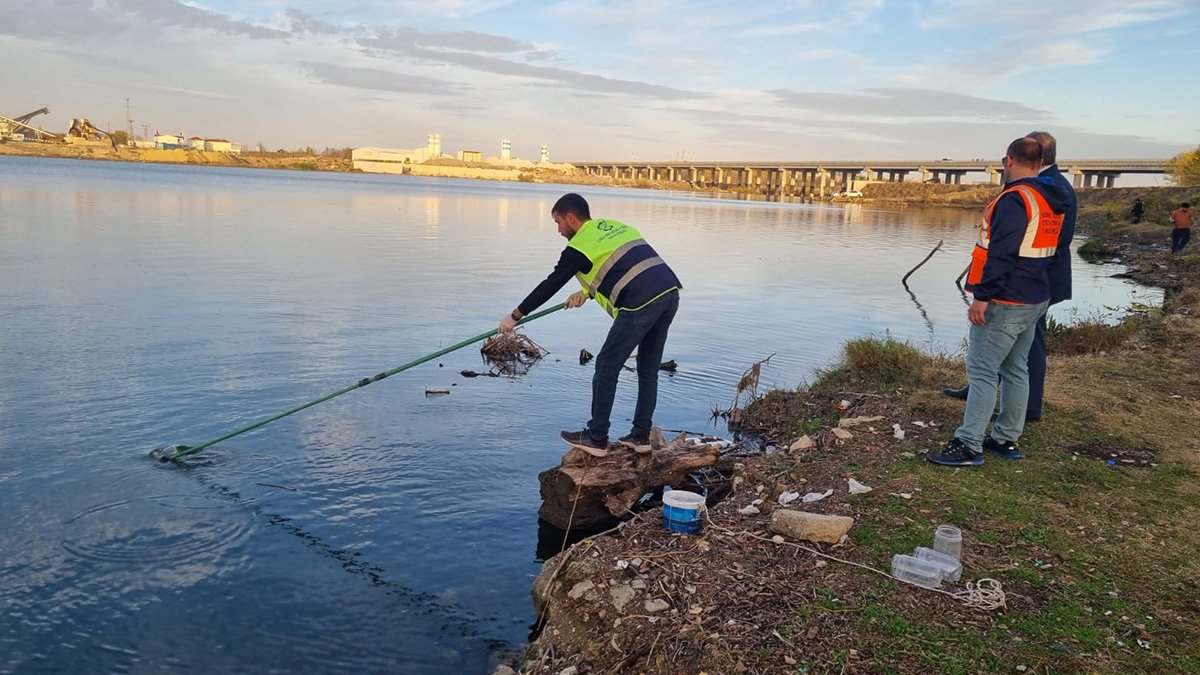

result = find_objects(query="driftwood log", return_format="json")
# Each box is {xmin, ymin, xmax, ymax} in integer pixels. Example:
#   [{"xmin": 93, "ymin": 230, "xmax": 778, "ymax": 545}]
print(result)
[{"xmin": 538, "ymin": 431, "xmax": 722, "ymax": 530}]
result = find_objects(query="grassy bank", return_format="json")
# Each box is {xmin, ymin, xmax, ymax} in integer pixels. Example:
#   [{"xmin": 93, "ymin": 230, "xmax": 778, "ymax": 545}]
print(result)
[{"xmin": 519, "ymin": 191, "xmax": 1200, "ymax": 674}]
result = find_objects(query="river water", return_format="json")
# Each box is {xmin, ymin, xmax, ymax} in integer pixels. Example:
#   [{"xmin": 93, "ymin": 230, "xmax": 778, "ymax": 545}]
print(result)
[{"xmin": 0, "ymin": 156, "xmax": 1158, "ymax": 673}]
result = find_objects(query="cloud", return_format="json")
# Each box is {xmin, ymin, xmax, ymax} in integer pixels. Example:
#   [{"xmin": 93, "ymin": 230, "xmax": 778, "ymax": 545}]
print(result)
[
  {"xmin": 284, "ymin": 8, "xmax": 342, "ymax": 36},
  {"xmin": 105, "ymin": 0, "xmax": 290, "ymax": 40},
  {"xmin": 359, "ymin": 26, "xmax": 536, "ymax": 54},
  {"xmin": 142, "ymin": 84, "xmax": 236, "ymax": 100},
  {"xmin": 0, "ymin": 0, "xmax": 289, "ymax": 41},
  {"xmin": 297, "ymin": 62, "xmax": 464, "ymax": 95},
  {"xmin": 768, "ymin": 87, "xmax": 1051, "ymax": 121}
]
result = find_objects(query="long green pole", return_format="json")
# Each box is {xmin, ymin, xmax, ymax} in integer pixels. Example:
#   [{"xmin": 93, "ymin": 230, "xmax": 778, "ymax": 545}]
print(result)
[{"xmin": 162, "ymin": 303, "xmax": 566, "ymax": 461}]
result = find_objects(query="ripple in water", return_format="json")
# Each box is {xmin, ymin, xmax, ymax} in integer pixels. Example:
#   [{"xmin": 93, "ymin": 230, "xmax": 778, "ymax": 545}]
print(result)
[{"xmin": 60, "ymin": 493, "xmax": 255, "ymax": 565}]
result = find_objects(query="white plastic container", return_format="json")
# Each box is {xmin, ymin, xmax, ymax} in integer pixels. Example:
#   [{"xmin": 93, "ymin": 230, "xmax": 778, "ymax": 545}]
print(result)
[
  {"xmin": 933, "ymin": 524, "xmax": 962, "ymax": 560},
  {"xmin": 891, "ymin": 554, "xmax": 942, "ymax": 588},
  {"xmin": 914, "ymin": 546, "xmax": 963, "ymax": 582}
]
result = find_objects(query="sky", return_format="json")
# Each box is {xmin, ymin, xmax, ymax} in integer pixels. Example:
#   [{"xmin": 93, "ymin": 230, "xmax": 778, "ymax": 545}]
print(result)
[{"xmin": 2, "ymin": 0, "xmax": 1198, "ymax": 162}]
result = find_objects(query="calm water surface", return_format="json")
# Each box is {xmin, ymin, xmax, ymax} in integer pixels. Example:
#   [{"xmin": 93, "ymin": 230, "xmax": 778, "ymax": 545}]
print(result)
[{"xmin": 0, "ymin": 156, "xmax": 1159, "ymax": 673}]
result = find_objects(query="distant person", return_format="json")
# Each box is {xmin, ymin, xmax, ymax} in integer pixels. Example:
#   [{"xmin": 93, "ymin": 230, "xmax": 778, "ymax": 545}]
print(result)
[
  {"xmin": 942, "ymin": 131, "xmax": 1077, "ymax": 423},
  {"xmin": 1131, "ymin": 197, "xmax": 1144, "ymax": 223},
  {"xmin": 1170, "ymin": 202, "xmax": 1192, "ymax": 253},
  {"xmin": 928, "ymin": 137, "xmax": 1069, "ymax": 467},
  {"xmin": 498, "ymin": 193, "xmax": 682, "ymax": 456}
]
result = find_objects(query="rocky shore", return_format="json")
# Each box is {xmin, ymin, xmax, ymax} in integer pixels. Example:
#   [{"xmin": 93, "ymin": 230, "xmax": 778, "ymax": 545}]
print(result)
[{"xmin": 508, "ymin": 187, "xmax": 1200, "ymax": 674}]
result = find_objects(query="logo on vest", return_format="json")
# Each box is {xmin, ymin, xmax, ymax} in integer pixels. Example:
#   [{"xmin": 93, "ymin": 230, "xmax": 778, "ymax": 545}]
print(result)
[{"xmin": 596, "ymin": 220, "xmax": 613, "ymax": 231}]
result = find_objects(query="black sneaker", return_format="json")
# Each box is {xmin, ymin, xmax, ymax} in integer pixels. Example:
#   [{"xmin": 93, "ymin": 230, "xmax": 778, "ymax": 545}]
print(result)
[
  {"xmin": 926, "ymin": 438, "xmax": 983, "ymax": 467},
  {"xmin": 982, "ymin": 436, "xmax": 1023, "ymax": 459},
  {"xmin": 618, "ymin": 432, "xmax": 652, "ymax": 453},
  {"xmin": 942, "ymin": 385, "xmax": 969, "ymax": 400},
  {"xmin": 560, "ymin": 429, "xmax": 608, "ymax": 457}
]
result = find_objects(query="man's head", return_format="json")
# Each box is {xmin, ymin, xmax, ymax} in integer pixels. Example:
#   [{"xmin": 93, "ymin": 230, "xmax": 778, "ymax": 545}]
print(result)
[
  {"xmin": 551, "ymin": 193, "xmax": 591, "ymax": 239},
  {"xmin": 1003, "ymin": 137, "xmax": 1044, "ymax": 182},
  {"xmin": 1183, "ymin": 203, "xmax": 1192, "ymax": 209},
  {"xmin": 1025, "ymin": 130, "xmax": 1057, "ymax": 166}
]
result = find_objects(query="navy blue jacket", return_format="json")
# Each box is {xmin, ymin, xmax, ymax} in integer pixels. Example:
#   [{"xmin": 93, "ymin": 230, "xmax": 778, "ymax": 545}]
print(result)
[{"xmin": 1038, "ymin": 164, "xmax": 1077, "ymax": 303}]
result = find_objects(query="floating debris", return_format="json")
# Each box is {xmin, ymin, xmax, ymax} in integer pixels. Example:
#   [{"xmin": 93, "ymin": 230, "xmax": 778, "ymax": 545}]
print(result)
[
  {"xmin": 579, "ymin": 348, "xmax": 594, "ymax": 365},
  {"xmin": 478, "ymin": 332, "xmax": 549, "ymax": 377}
]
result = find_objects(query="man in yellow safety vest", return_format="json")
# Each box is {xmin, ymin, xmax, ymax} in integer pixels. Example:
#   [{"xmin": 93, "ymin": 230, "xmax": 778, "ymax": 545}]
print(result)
[{"xmin": 499, "ymin": 193, "xmax": 682, "ymax": 457}]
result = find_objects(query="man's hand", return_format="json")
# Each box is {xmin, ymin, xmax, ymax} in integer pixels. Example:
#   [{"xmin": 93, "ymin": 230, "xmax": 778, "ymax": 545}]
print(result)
[
  {"xmin": 499, "ymin": 311, "xmax": 519, "ymax": 333},
  {"xmin": 566, "ymin": 291, "xmax": 589, "ymax": 309},
  {"xmin": 968, "ymin": 299, "xmax": 989, "ymax": 326}
]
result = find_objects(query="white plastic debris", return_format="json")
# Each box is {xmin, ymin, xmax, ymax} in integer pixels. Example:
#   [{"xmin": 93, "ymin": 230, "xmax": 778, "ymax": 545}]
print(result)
[
  {"xmin": 831, "ymin": 428, "xmax": 853, "ymax": 441},
  {"xmin": 892, "ymin": 423, "xmax": 905, "ymax": 440},
  {"xmin": 802, "ymin": 489, "xmax": 834, "ymax": 503},
  {"xmin": 848, "ymin": 478, "xmax": 873, "ymax": 494},
  {"xmin": 738, "ymin": 504, "xmax": 761, "ymax": 515},
  {"xmin": 836, "ymin": 399, "xmax": 851, "ymax": 410},
  {"xmin": 778, "ymin": 491, "xmax": 800, "ymax": 505},
  {"xmin": 912, "ymin": 421, "xmax": 928, "ymax": 428}
]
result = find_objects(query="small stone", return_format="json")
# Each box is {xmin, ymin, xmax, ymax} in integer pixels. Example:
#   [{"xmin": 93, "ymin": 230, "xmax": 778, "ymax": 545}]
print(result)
[
  {"xmin": 816, "ymin": 560, "xmax": 828, "ymax": 568},
  {"xmin": 610, "ymin": 584, "xmax": 636, "ymax": 612},
  {"xmin": 631, "ymin": 578, "xmax": 647, "ymax": 590},
  {"xmin": 770, "ymin": 510, "xmax": 854, "ymax": 544},
  {"xmin": 559, "ymin": 667, "xmax": 578, "ymax": 675},
  {"xmin": 645, "ymin": 598, "xmax": 670, "ymax": 613},
  {"xmin": 772, "ymin": 535, "xmax": 785, "ymax": 544},
  {"xmin": 790, "ymin": 435, "xmax": 814, "ymax": 451},
  {"xmin": 1016, "ymin": 666, "xmax": 1027, "ymax": 673},
  {"xmin": 568, "ymin": 580, "xmax": 595, "ymax": 600},
  {"xmin": 493, "ymin": 666, "xmax": 518, "ymax": 675}
]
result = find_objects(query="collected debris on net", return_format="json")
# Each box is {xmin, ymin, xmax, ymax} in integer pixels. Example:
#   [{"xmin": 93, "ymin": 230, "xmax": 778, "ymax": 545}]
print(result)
[{"xmin": 463, "ymin": 332, "xmax": 550, "ymax": 378}]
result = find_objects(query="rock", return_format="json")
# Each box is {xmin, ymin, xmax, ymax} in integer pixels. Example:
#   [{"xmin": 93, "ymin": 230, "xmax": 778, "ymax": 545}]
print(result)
[
  {"xmin": 631, "ymin": 578, "xmax": 647, "ymax": 590},
  {"xmin": 645, "ymin": 598, "xmax": 670, "ymax": 613},
  {"xmin": 837, "ymin": 415, "xmax": 884, "ymax": 428},
  {"xmin": 610, "ymin": 584, "xmax": 636, "ymax": 611},
  {"xmin": 493, "ymin": 666, "xmax": 517, "ymax": 675},
  {"xmin": 789, "ymin": 435, "xmax": 815, "ymax": 451},
  {"xmin": 568, "ymin": 580, "xmax": 595, "ymax": 600},
  {"xmin": 831, "ymin": 428, "xmax": 853, "ymax": 441},
  {"xmin": 770, "ymin": 510, "xmax": 855, "ymax": 544},
  {"xmin": 559, "ymin": 667, "xmax": 579, "ymax": 675}
]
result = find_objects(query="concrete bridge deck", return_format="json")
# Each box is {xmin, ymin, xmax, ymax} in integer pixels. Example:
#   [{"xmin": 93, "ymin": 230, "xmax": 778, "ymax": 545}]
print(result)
[{"xmin": 570, "ymin": 159, "xmax": 1168, "ymax": 195}]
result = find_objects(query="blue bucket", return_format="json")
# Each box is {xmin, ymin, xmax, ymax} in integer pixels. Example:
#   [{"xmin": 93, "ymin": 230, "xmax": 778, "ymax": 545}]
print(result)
[{"xmin": 662, "ymin": 489, "xmax": 705, "ymax": 533}]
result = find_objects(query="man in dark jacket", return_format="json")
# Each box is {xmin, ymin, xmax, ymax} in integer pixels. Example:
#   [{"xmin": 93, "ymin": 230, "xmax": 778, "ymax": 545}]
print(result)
[
  {"xmin": 929, "ymin": 137, "xmax": 1071, "ymax": 467},
  {"xmin": 942, "ymin": 131, "xmax": 1077, "ymax": 422}
]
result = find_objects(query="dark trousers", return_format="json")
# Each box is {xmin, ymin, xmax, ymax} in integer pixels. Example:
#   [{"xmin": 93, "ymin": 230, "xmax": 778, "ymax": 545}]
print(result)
[
  {"xmin": 1026, "ymin": 312, "xmax": 1049, "ymax": 419},
  {"xmin": 587, "ymin": 290, "xmax": 679, "ymax": 441},
  {"xmin": 1172, "ymin": 228, "xmax": 1191, "ymax": 253}
]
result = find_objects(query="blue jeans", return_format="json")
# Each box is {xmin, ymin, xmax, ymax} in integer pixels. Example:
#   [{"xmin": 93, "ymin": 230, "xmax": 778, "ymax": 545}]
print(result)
[
  {"xmin": 955, "ymin": 301, "xmax": 1048, "ymax": 452},
  {"xmin": 1172, "ymin": 228, "xmax": 1190, "ymax": 253},
  {"xmin": 587, "ymin": 290, "xmax": 680, "ymax": 441}
]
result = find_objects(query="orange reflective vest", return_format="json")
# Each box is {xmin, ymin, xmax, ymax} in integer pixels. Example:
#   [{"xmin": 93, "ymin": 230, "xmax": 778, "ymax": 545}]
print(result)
[{"xmin": 967, "ymin": 184, "xmax": 1063, "ymax": 289}]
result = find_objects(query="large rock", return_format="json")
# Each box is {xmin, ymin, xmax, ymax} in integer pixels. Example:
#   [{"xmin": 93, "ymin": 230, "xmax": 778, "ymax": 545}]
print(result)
[
  {"xmin": 538, "ymin": 431, "xmax": 724, "ymax": 530},
  {"xmin": 770, "ymin": 509, "xmax": 854, "ymax": 544}
]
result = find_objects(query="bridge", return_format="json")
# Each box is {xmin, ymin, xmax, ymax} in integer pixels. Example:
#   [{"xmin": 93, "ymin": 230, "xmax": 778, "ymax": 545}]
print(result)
[{"xmin": 570, "ymin": 159, "xmax": 1169, "ymax": 196}]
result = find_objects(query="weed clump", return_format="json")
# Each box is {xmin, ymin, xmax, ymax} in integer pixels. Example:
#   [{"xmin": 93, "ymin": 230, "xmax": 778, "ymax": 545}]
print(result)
[
  {"xmin": 838, "ymin": 336, "xmax": 928, "ymax": 388},
  {"xmin": 1046, "ymin": 315, "xmax": 1139, "ymax": 355}
]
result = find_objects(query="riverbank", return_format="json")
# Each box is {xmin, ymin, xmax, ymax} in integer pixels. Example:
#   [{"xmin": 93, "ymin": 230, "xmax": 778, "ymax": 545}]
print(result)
[{"xmin": 513, "ymin": 193, "xmax": 1200, "ymax": 673}]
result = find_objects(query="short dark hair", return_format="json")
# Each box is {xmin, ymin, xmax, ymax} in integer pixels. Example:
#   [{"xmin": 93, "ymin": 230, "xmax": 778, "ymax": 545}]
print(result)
[
  {"xmin": 552, "ymin": 193, "xmax": 591, "ymax": 220},
  {"xmin": 1007, "ymin": 137, "xmax": 1043, "ymax": 169},
  {"xmin": 1025, "ymin": 130, "xmax": 1057, "ymax": 165},
  {"xmin": 1183, "ymin": 202, "xmax": 1192, "ymax": 209}
]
